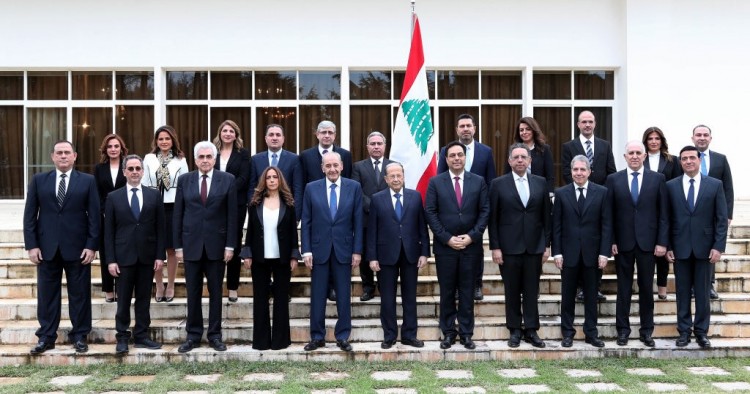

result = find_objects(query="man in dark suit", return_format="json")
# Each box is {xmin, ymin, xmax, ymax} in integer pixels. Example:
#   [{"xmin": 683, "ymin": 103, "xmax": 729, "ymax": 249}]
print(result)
[
  {"xmin": 249, "ymin": 124, "xmax": 303, "ymax": 219},
  {"xmin": 561, "ymin": 110, "xmax": 616, "ymax": 301},
  {"xmin": 606, "ymin": 141, "xmax": 668, "ymax": 348},
  {"xmin": 437, "ymin": 114, "xmax": 496, "ymax": 300},
  {"xmin": 425, "ymin": 141, "xmax": 490, "ymax": 350},
  {"xmin": 666, "ymin": 146, "xmax": 727, "ymax": 349},
  {"xmin": 104, "ymin": 154, "xmax": 166, "ymax": 354},
  {"xmin": 301, "ymin": 152, "xmax": 363, "ymax": 352},
  {"xmin": 489, "ymin": 143, "xmax": 551, "ymax": 349},
  {"xmin": 692, "ymin": 124, "xmax": 733, "ymax": 300},
  {"xmin": 368, "ymin": 162, "xmax": 430, "ymax": 349},
  {"xmin": 553, "ymin": 155, "xmax": 612, "ymax": 348},
  {"xmin": 351, "ymin": 131, "xmax": 393, "ymax": 301},
  {"xmin": 173, "ymin": 141, "xmax": 237, "ymax": 353},
  {"xmin": 23, "ymin": 140, "xmax": 100, "ymax": 354}
]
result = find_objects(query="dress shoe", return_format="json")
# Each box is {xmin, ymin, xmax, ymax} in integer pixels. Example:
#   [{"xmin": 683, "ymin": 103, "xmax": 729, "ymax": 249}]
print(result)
[
  {"xmin": 440, "ymin": 335, "xmax": 456, "ymax": 349},
  {"xmin": 381, "ymin": 339, "xmax": 397, "ymax": 349},
  {"xmin": 105, "ymin": 292, "xmax": 116, "ymax": 303},
  {"xmin": 508, "ymin": 330, "xmax": 522, "ymax": 348},
  {"xmin": 115, "ymin": 340, "xmax": 129, "ymax": 355},
  {"xmin": 164, "ymin": 286, "xmax": 175, "ymax": 303},
  {"xmin": 178, "ymin": 339, "xmax": 200, "ymax": 353},
  {"xmin": 576, "ymin": 289, "xmax": 584, "ymax": 302},
  {"xmin": 709, "ymin": 287, "xmax": 719, "ymax": 300},
  {"xmin": 616, "ymin": 333, "xmax": 628, "ymax": 346},
  {"xmin": 30, "ymin": 341, "xmax": 55, "ymax": 355},
  {"xmin": 360, "ymin": 290, "xmax": 374, "ymax": 302},
  {"xmin": 328, "ymin": 289, "xmax": 337, "ymax": 302},
  {"xmin": 304, "ymin": 339, "xmax": 325, "ymax": 351},
  {"xmin": 657, "ymin": 294, "xmax": 667, "ymax": 300},
  {"xmin": 73, "ymin": 340, "xmax": 89, "ymax": 353},
  {"xmin": 597, "ymin": 291, "xmax": 607, "ymax": 301},
  {"xmin": 561, "ymin": 336, "xmax": 573, "ymax": 348},
  {"xmin": 523, "ymin": 332, "xmax": 546, "ymax": 348},
  {"xmin": 639, "ymin": 335, "xmax": 655, "ymax": 347},
  {"xmin": 460, "ymin": 336, "xmax": 476, "ymax": 350},
  {"xmin": 155, "ymin": 283, "xmax": 165, "ymax": 303},
  {"xmin": 473, "ymin": 287, "xmax": 484, "ymax": 301},
  {"xmin": 400, "ymin": 338, "xmax": 425, "ymax": 348},
  {"xmin": 675, "ymin": 333, "xmax": 691, "ymax": 347},
  {"xmin": 228, "ymin": 290, "xmax": 238, "ymax": 303},
  {"xmin": 209, "ymin": 338, "xmax": 227, "ymax": 351},
  {"xmin": 585, "ymin": 336, "xmax": 605, "ymax": 348},
  {"xmin": 336, "ymin": 340, "xmax": 353, "ymax": 352},
  {"xmin": 134, "ymin": 338, "xmax": 162, "ymax": 349},
  {"xmin": 696, "ymin": 334, "xmax": 711, "ymax": 349}
]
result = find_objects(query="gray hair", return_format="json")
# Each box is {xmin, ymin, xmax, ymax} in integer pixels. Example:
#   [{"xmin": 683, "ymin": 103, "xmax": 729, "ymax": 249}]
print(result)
[
  {"xmin": 384, "ymin": 161, "xmax": 403, "ymax": 174},
  {"xmin": 122, "ymin": 154, "xmax": 143, "ymax": 170},
  {"xmin": 624, "ymin": 140, "xmax": 645, "ymax": 153},
  {"xmin": 317, "ymin": 120, "xmax": 337, "ymax": 133},
  {"xmin": 570, "ymin": 154, "xmax": 591, "ymax": 171},
  {"xmin": 322, "ymin": 151, "xmax": 342, "ymax": 163},
  {"xmin": 193, "ymin": 141, "xmax": 217, "ymax": 158},
  {"xmin": 367, "ymin": 131, "xmax": 387, "ymax": 145},
  {"xmin": 507, "ymin": 143, "xmax": 530, "ymax": 159}
]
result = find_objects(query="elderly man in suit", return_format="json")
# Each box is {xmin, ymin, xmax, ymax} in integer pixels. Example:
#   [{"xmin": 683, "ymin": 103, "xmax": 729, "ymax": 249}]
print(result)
[
  {"xmin": 301, "ymin": 152, "xmax": 363, "ymax": 352},
  {"xmin": 553, "ymin": 155, "xmax": 612, "ymax": 348},
  {"xmin": 666, "ymin": 146, "xmax": 727, "ymax": 349},
  {"xmin": 692, "ymin": 124, "xmax": 733, "ymax": 300},
  {"xmin": 437, "ymin": 114, "xmax": 496, "ymax": 300},
  {"xmin": 352, "ymin": 131, "xmax": 393, "ymax": 301},
  {"xmin": 368, "ymin": 162, "xmax": 430, "ymax": 349},
  {"xmin": 23, "ymin": 140, "xmax": 100, "ymax": 354},
  {"xmin": 489, "ymin": 143, "xmax": 551, "ymax": 349},
  {"xmin": 104, "ymin": 154, "xmax": 166, "ymax": 354},
  {"xmin": 426, "ymin": 141, "xmax": 490, "ymax": 350},
  {"xmin": 606, "ymin": 141, "xmax": 668, "ymax": 348},
  {"xmin": 174, "ymin": 141, "xmax": 237, "ymax": 353}
]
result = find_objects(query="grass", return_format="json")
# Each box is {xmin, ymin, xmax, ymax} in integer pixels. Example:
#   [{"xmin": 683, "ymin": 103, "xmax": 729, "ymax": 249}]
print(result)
[{"xmin": 0, "ymin": 357, "xmax": 748, "ymax": 393}]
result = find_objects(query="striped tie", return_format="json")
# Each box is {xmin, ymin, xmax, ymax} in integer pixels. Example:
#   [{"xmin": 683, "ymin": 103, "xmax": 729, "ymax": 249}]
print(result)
[
  {"xmin": 57, "ymin": 174, "xmax": 67, "ymax": 207},
  {"xmin": 585, "ymin": 140, "xmax": 593, "ymax": 167}
]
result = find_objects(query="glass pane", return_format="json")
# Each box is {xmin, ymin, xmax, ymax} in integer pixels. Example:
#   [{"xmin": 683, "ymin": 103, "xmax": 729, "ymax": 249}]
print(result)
[
  {"xmin": 116, "ymin": 105, "xmax": 154, "ymax": 159},
  {"xmin": 575, "ymin": 71, "xmax": 614, "ymax": 100},
  {"xmin": 210, "ymin": 107, "xmax": 251, "ymax": 149},
  {"xmin": 298, "ymin": 105, "xmax": 341, "ymax": 151},
  {"xmin": 28, "ymin": 72, "xmax": 67, "ymax": 100},
  {"xmin": 73, "ymin": 107, "xmax": 113, "ymax": 174},
  {"xmin": 533, "ymin": 71, "xmax": 571, "ymax": 100},
  {"xmin": 256, "ymin": 107, "xmax": 298, "ymax": 154},
  {"xmin": 533, "ymin": 107, "xmax": 572, "ymax": 187},
  {"xmin": 437, "ymin": 70, "xmax": 478, "ymax": 99},
  {"xmin": 481, "ymin": 105, "xmax": 522, "ymax": 177},
  {"xmin": 299, "ymin": 71, "xmax": 340, "ymax": 100},
  {"xmin": 481, "ymin": 71, "xmax": 522, "ymax": 99},
  {"xmin": 166, "ymin": 71, "xmax": 208, "ymax": 100},
  {"xmin": 116, "ymin": 72, "xmax": 154, "ymax": 100},
  {"xmin": 574, "ymin": 107, "xmax": 612, "ymax": 142},
  {"xmin": 27, "ymin": 108, "xmax": 66, "ymax": 177},
  {"xmin": 166, "ymin": 105, "xmax": 209, "ymax": 169},
  {"xmin": 0, "ymin": 72, "xmax": 23, "ymax": 100},
  {"xmin": 72, "ymin": 72, "xmax": 112, "ymax": 100},
  {"xmin": 211, "ymin": 71, "xmax": 252, "ymax": 100},
  {"xmin": 394, "ymin": 69, "xmax": 435, "ymax": 100},
  {"xmin": 438, "ymin": 107, "xmax": 479, "ymax": 149},
  {"xmin": 255, "ymin": 71, "xmax": 296, "ymax": 100},
  {"xmin": 350, "ymin": 71, "xmax": 390, "ymax": 100},
  {"xmin": 350, "ymin": 105, "xmax": 391, "ymax": 162},
  {"xmin": 0, "ymin": 106, "xmax": 24, "ymax": 198}
]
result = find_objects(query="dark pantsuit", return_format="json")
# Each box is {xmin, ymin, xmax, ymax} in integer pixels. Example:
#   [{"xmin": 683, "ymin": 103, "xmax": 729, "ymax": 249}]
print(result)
[
  {"xmin": 310, "ymin": 251, "xmax": 352, "ymax": 342},
  {"xmin": 500, "ymin": 254, "xmax": 543, "ymax": 331},
  {"xmin": 655, "ymin": 256, "xmax": 669, "ymax": 287},
  {"xmin": 674, "ymin": 256, "xmax": 712, "ymax": 336},
  {"xmin": 115, "ymin": 262, "xmax": 155, "ymax": 340},
  {"xmin": 36, "ymin": 252, "xmax": 92, "ymax": 343},
  {"xmin": 251, "ymin": 258, "xmax": 292, "ymax": 350},
  {"xmin": 377, "ymin": 248, "xmax": 419, "ymax": 341},
  {"xmin": 615, "ymin": 247, "xmax": 655, "ymax": 336},
  {"xmin": 435, "ymin": 252, "xmax": 477, "ymax": 338},
  {"xmin": 225, "ymin": 207, "xmax": 247, "ymax": 291},
  {"xmin": 184, "ymin": 252, "xmax": 225, "ymax": 341},
  {"xmin": 561, "ymin": 256, "xmax": 598, "ymax": 339},
  {"xmin": 360, "ymin": 226, "xmax": 376, "ymax": 294}
]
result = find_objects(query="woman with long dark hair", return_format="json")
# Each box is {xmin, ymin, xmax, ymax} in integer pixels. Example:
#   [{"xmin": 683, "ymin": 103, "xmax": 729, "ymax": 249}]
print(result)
[{"xmin": 504, "ymin": 117, "xmax": 555, "ymax": 195}]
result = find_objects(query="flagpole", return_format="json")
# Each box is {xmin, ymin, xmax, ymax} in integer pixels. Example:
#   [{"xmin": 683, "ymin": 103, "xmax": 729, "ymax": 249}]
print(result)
[{"xmin": 411, "ymin": 0, "xmax": 416, "ymax": 37}]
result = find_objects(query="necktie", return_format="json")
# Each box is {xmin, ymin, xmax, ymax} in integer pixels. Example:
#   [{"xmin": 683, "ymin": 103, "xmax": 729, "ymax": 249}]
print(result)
[
  {"xmin": 131, "ymin": 188, "xmax": 140, "ymax": 220},
  {"xmin": 631, "ymin": 172, "xmax": 639, "ymax": 204},
  {"xmin": 271, "ymin": 152, "xmax": 278, "ymax": 167},
  {"xmin": 394, "ymin": 192, "xmax": 403, "ymax": 221},
  {"xmin": 577, "ymin": 187, "xmax": 586, "ymax": 213},
  {"xmin": 517, "ymin": 177, "xmax": 529, "ymax": 207},
  {"xmin": 200, "ymin": 174, "xmax": 208, "ymax": 205},
  {"xmin": 465, "ymin": 146, "xmax": 473, "ymax": 171},
  {"xmin": 454, "ymin": 176, "xmax": 462, "ymax": 208},
  {"xmin": 585, "ymin": 140, "xmax": 593, "ymax": 167},
  {"xmin": 57, "ymin": 173, "xmax": 67, "ymax": 207},
  {"xmin": 700, "ymin": 152, "xmax": 708, "ymax": 176},
  {"xmin": 322, "ymin": 149, "xmax": 329, "ymax": 155},
  {"xmin": 329, "ymin": 184, "xmax": 337, "ymax": 219},
  {"xmin": 687, "ymin": 178, "xmax": 695, "ymax": 212},
  {"xmin": 373, "ymin": 160, "xmax": 381, "ymax": 182}
]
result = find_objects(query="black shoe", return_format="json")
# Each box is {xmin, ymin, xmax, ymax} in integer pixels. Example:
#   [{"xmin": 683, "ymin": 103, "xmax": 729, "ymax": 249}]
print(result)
[
  {"xmin": 508, "ymin": 330, "xmax": 522, "ymax": 348},
  {"xmin": 178, "ymin": 339, "xmax": 200, "ymax": 353},
  {"xmin": 228, "ymin": 295, "xmax": 238, "ymax": 303},
  {"xmin": 616, "ymin": 333, "xmax": 628, "ymax": 346},
  {"xmin": 473, "ymin": 287, "xmax": 484, "ymax": 301},
  {"xmin": 675, "ymin": 333, "xmax": 691, "ymax": 347},
  {"xmin": 360, "ymin": 290, "xmax": 374, "ymax": 302},
  {"xmin": 134, "ymin": 338, "xmax": 162, "ymax": 349},
  {"xmin": 115, "ymin": 340, "xmax": 129, "ymax": 355},
  {"xmin": 30, "ymin": 341, "xmax": 55, "ymax": 355},
  {"xmin": 328, "ymin": 289, "xmax": 337, "ymax": 302},
  {"xmin": 336, "ymin": 340, "xmax": 353, "ymax": 352},
  {"xmin": 709, "ymin": 287, "xmax": 719, "ymax": 300},
  {"xmin": 523, "ymin": 332, "xmax": 546, "ymax": 348},
  {"xmin": 400, "ymin": 338, "xmax": 424, "ymax": 348},
  {"xmin": 585, "ymin": 336, "xmax": 605, "ymax": 348},
  {"xmin": 440, "ymin": 335, "xmax": 456, "ymax": 349},
  {"xmin": 460, "ymin": 336, "xmax": 476, "ymax": 350},
  {"xmin": 304, "ymin": 339, "xmax": 325, "ymax": 351},
  {"xmin": 576, "ymin": 289, "xmax": 584, "ymax": 302},
  {"xmin": 209, "ymin": 338, "xmax": 227, "ymax": 351},
  {"xmin": 73, "ymin": 340, "xmax": 88, "ymax": 353},
  {"xmin": 561, "ymin": 336, "xmax": 573, "ymax": 348},
  {"xmin": 597, "ymin": 291, "xmax": 607, "ymax": 301},
  {"xmin": 696, "ymin": 334, "xmax": 711, "ymax": 348},
  {"xmin": 639, "ymin": 335, "xmax": 655, "ymax": 347},
  {"xmin": 381, "ymin": 339, "xmax": 396, "ymax": 349}
]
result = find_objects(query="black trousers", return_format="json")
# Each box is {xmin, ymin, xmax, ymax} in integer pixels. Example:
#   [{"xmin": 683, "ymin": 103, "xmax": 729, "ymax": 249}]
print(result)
[
  {"xmin": 614, "ymin": 247, "xmax": 655, "ymax": 337},
  {"xmin": 500, "ymin": 253, "xmax": 543, "ymax": 332},
  {"xmin": 115, "ymin": 262, "xmax": 155, "ymax": 340},
  {"xmin": 435, "ymin": 251, "xmax": 478, "ymax": 339},
  {"xmin": 377, "ymin": 247, "xmax": 419, "ymax": 341},
  {"xmin": 251, "ymin": 258, "xmax": 292, "ymax": 350},
  {"xmin": 98, "ymin": 213, "xmax": 115, "ymax": 293},
  {"xmin": 184, "ymin": 250, "xmax": 226, "ymax": 341},
  {"xmin": 561, "ymin": 256, "xmax": 599, "ymax": 339},
  {"xmin": 359, "ymin": 226, "xmax": 377, "ymax": 294},
  {"xmin": 655, "ymin": 255, "xmax": 669, "ymax": 287},
  {"xmin": 674, "ymin": 255, "xmax": 712, "ymax": 336},
  {"xmin": 225, "ymin": 206, "xmax": 247, "ymax": 291},
  {"xmin": 36, "ymin": 250, "xmax": 91, "ymax": 343}
]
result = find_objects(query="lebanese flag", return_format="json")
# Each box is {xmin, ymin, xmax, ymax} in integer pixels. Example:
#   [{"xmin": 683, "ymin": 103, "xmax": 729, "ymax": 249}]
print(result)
[{"xmin": 390, "ymin": 15, "xmax": 437, "ymax": 202}]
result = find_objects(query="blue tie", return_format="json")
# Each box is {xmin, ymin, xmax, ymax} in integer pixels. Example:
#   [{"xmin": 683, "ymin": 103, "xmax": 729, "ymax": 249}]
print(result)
[
  {"xmin": 585, "ymin": 140, "xmax": 593, "ymax": 167},
  {"xmin": 271, "ymin": 152, "xmax": 278, "ymax": 167},
  {"xmin": 329, "ymin": 184, "xmax": 337, "ymax": 220},
  {"xmin": 700, "ymin": 152, "xmax": 707, "ymax": 176},
  {"xmin": 687, "ymin": 179, "xmax": 695, "ymax": 213},
  {"xmin": 131, "ymin": 188, "xmax": 140, "ymax": 220},
  {"xmin": 394, "ymin": 192, "xmax": 403, "ymax": 221},
  {"xmin": 630, "ymin": 172, "xmax": 639, "ymax": 205}
]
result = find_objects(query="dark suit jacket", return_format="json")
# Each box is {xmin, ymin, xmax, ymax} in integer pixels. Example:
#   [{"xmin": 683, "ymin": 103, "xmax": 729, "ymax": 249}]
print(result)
[
  {"xmin": 605, "ymin": 169, "xmax": 668, "ymax": 252},
  {"xmin": 351, "ymin": 157, "xmax": 393, "ymax": 226},
  {"xmin": 666, "ymin": 175, "xmax": 728, "ymax": 259},
  {"xmin": 438, "ymin": 141, "xmax": 496, "ymax": 186},
  {"xmin": 249, "ymin": 150, "xmax": 303, "ymax": 215},
  {"xmin": 706, "ymin": 150, "xmax": 734, "ymax": 220},
  {"xmin": 503, "ymin": 144, "xmax": 555, "ymax": 193},
  {"xmin": 214, "ymin": 148, "xmax": 250, "ymax": 206},
  {"xmin": 299, "ymin": 145, "xmax": 352, "ymax": 185},
  {"xmin": 424, "ymin": 171, "xmax": 489, "ymax": 256},
  {"xmin": 23, "ymin": 170, "xmax": 100, "ymax": 261},
  {"xmin": 104, "ymin": 186, "xmax": 166, "ymax": 266},
  {"xmin": 367, "ymin": 188, "xmax": 430, "ymax": 265},
  {"xmin": 552, "ymin": 182, "xmax": 612, "ymax": 266},
  {"xmin": 240, "ymin": 201, "xmax": 300, "ymax": 264},
  {"xmin": 173, "ymin": 170, "xmax": 238, "ymax": 261},
  {"xmin": 561, "ymin": 137, "xmax": 616, "ymax": 185},
  {"xmin": 644, "ymin": 154, "xmax": 682, "ymax": 181},
  {"xmin": 488, "ymin": 173, "xmax": 551, "ymax": 255},
  {"xmin": 301, "ymin": 177, "xmax": 363, "ymax": 264},
  {"xmin": 94, "ymin": 162, "xmax": 126, "ymax": 213}
]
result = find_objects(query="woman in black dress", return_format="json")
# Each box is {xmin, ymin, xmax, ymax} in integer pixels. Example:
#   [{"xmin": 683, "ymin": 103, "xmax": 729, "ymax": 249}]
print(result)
[{"xmin": 504, "ymin": 117, "xmax": 555, "ymax": 195}]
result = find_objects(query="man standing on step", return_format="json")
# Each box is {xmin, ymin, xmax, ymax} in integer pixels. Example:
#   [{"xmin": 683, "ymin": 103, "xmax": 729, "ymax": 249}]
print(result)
[
  {"xmin": 104, "ymin": 154, "xmax": 166, "ymax": 354},
  {"xmin": 23, "ymin": 140, "xmax": 100, "ymax": 354},
  {"xmin": 606, "ymin": 141, "xmax": 668, "ymax": 348},
  {"xmin": 666, "ymin": 146, "xmax": 727, "ymax": 349}
]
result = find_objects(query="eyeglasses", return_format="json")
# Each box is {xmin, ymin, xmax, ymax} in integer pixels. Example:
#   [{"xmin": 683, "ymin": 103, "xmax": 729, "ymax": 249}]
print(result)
[{"xmin": 126, "ymin": 166, "xmax": 142, "ymax": 172}]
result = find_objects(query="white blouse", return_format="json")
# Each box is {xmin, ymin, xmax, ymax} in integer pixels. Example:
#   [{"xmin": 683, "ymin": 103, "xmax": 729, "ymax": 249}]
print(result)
[
  {"xmin": 142, "ymin": 153, "xmax": 190, "ymax": 203},
  {"xmin": 262, "ymin": 206, "xmax": 280, "ymax": 259}
]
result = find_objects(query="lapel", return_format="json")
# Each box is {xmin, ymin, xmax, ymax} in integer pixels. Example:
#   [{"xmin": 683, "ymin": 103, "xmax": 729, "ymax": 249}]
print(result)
[
  {"xmin": 573, "ymin": 139, "xmax": 585, "ymax": 155},
  {"xmin": 60, "ymin": 170, "xmax": 78, "ymax": 210},
  {"xmin": 693, "ymin": 174, "xmax": 709, "ymax": 212},
  {"xmin": 443, "ymin": 172, "xmax": 461, "ymax": 209},
  {"xmin": 570, "ymin": 183, "xmax": 584, "ymax": 216},
  {"xmin": 657, "ymin": 156, "xmax": 667, "ymax": 174},
  {"xmin": 581, "ymin": 184, "xmax": 595, "ymax": 215},
  {"xmin": 225, "ymin": 149, "xmax": 238, "ymax": 172},
  {"xmin": 506, "ymin": 174, "xmax": 524, "ymax": 208}
]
